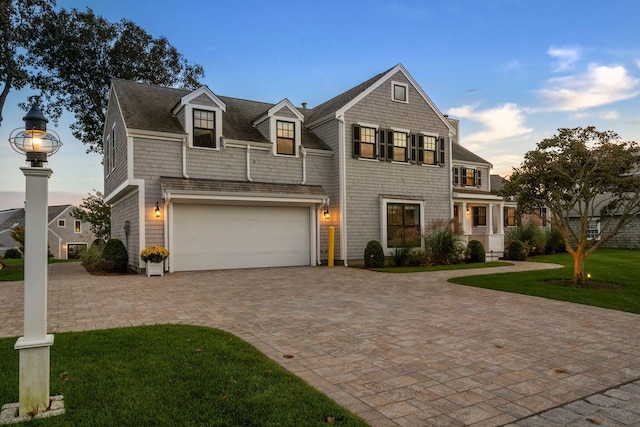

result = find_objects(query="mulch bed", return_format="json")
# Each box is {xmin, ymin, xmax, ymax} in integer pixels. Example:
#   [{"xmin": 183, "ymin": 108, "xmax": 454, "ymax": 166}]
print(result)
[{"xmin": 544, "ymin": 279, "xmax": 621, "ymax": 289}]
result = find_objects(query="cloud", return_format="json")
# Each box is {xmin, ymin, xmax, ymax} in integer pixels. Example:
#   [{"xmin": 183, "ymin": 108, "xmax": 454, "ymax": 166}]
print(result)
[
  {"xmin": 548, "ymin": 47, "xmax": 580, "ymax": 72},
  {"xmin": 570, "ymin": 110, "xmax": 620, "ymax": 120},
  {"xmin": 447, "ymin": 103, "xmax": 533, "ymax": 143},
  {"xmin": 636, "ymin": 59, "xmax": 640, "ymax": 69},
  {"xmin": 505, "ymin": 59, "xmax": 524, "ymax": 71},
  {"xmin": 536, "ymin": 64, "xmax": 640, "ymax": 111}
]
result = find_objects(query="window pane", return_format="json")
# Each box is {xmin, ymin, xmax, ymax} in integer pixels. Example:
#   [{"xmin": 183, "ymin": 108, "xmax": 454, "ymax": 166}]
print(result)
[
  {"xmin": 393, "ymin": 132, "xmax": 407, "ymax": 147},
  {"xmin": 277, "ymin": 138, "xmax": 294, "ymax": 155},
  {"xmin": 194, "ymin": 128, "xmax": 215, "ymax": 148},
  {"xmin": 387, "ymin": 203, "xmax": 421, "ymax": 248},
  {"xmin": 361, "ymin": 142, "xmax": 375, "ymax": 159},
  {"xmin": 424, "ymin": 136, "xmax": 436, "ymax": 151},
  {"xmin": 393, "ymin": 84, "xmax": 406, "ymax": 102},
  {"xmin": 424, "ymin": 151, "xmax": 435, "ymax": 165},
  {"xmin": 361, "ymin": 127, "xmax": 376, "ymax": 143},
  {"xmin": 393, "ymin": 147, "xmax": 406, "ymax": 161}
]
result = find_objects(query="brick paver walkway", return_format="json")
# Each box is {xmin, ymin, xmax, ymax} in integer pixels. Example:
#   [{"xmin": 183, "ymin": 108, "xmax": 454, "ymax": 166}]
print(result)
[{"xmin": 1, "ymin": 262, "xmax": 639, "ymax": 426}]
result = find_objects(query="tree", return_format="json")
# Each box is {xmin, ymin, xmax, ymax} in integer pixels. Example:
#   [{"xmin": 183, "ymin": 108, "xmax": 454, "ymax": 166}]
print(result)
[
  {"xmin": 25, "ymin": 7, "xmax": 204, "ymax": 153},
  {"xmin": 0, "ymin": 0, "xmax": 55, "ymax": 126},
  {"xmin": 71, "ymin": 190, "xmax": 111, "ymax": 242},
  {"xmin": 503, "ymin": 127, "xmax": 640, "ymax": 285},
  {"xmin": 9, "ymin": 225, "xmax": 25, "ymax": 254}
]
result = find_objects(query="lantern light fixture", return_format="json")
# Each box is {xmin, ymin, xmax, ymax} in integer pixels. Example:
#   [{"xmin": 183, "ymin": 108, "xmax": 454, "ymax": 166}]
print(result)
[
  {"xmin": 323, "ymin": 208, "xmax": 330, "ymax": 220},
  {"xmin": 154, "ymin": 202, "xmax": 161, "ymax": 218},
  {"xmin": 8, "ymin": 105, "xmax": 62, "ymax": 167}
]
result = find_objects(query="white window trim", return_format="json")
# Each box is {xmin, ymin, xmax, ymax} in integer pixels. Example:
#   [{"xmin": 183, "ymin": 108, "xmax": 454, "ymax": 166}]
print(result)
[
  {"xmin": 391, "ymin": 81, "xmax": 409, "ymax": 103},
  {"xmin": 587, "ymin": 219, "xmax": 601, "ymax": 241},
  {"xmin": 270, "ymin": 117, "xmax": 301, "ymax": 158},
  {"xmin": 74, "ymin": 220, "xmax": 82, "ymax": 233},
  {"xmin": 187, "ymin": 105, "xmax": 222, "ymax": 151},
  {"xmin": 380, "ymin": 198, "xmax": 424, "ymax": 255},
  {"xmin": 356, "ymin": 122, "xmax": 379, "ymax": 130},
  {"xmin": 58, "ymin": 219, "xmax": 66, "ymax": 228}
]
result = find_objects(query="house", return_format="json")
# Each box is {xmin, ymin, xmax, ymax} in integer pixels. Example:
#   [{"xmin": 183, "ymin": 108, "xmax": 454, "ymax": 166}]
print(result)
[
  {"xmin": 104, "ymin": 64, "xmax": 509, "ymax": 272},
  {"xmin": 0, "ymin": 205, "xmax": 96, "ymax": 258}
]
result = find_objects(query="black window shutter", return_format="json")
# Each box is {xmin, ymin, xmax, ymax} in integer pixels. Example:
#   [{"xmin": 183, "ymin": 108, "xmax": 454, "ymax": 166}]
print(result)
[
  {"xmin": 410, "ymin": 134, "xmax": 417, "ymax": 163},
  {"xmin": 477, "ymin": 169, "xmax": 482, "ymax": 187},
  {"xmin": 418, "ymin": 135, "xmax": 424, "ymax": 164},
  {"xmin": 439, "ymin": 138, "xmax": 445, "ymax": 165},
  {"xmin": 378, "ymin": 129, "xmax": 386, "ymax": 160},
  {"xmin": 387, "ymin": 130, "xmax": 394, "ymax": 161},
  {"xmin": 453, "ymin": 167, "xmax": 458, "ymax": 185},
  {"xmin": 461, "ymin": 167, "xmax": 467, "ymax": 186},
  {"xmin": 352, "ymin": 125, "xmax": 361, "ymax": 158}
]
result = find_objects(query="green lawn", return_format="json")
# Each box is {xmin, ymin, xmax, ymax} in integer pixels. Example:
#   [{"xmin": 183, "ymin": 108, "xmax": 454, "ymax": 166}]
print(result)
[
  {"xmin": 374, "ymin": 261, "xmax": 512, "ymax": 273},
  {"xmin": 0, "ymin": 258, "xmax": 76, "ymax": 282},
  {"xmin": 449, "ymin": 249, "xmax": 640, "ymax": 314},
  {"xmin": 0, "ymin": 324, "xmax": 368, "ymax": 426}
]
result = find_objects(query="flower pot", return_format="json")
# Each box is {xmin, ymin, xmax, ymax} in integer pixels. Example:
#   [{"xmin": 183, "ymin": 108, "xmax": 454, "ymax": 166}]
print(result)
[{"xmin": 146, "ymin": 261, "xmax": 164, "ymax": 277}]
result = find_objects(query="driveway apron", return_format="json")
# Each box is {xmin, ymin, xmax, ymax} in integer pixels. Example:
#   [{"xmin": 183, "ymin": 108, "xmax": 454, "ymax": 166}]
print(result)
[{"xmin": 1, "ymin": 262, "xmax": 639, "ymax": 426}]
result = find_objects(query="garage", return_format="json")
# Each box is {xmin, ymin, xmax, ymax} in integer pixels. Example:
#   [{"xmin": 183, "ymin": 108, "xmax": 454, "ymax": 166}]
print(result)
[{"xmin": 171, "ymin": 203, "xmax": 312, "ymax": 271}]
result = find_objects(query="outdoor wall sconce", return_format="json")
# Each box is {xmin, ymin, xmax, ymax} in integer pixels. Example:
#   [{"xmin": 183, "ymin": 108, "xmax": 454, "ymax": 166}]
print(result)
[
  {"xmin": 466, "ymin": 207, "xmax": 470, "ymax": 216},
  {"xmin": 154, "ymin": 201, "xmax": 161, "ymax": 218},
  {"xmin": 9, "ymin": 105, "xmax": 62, "ymax": 167},
  {"xmin": 323, "ymin": 208, "xmax": 330, "ymax": 220}
]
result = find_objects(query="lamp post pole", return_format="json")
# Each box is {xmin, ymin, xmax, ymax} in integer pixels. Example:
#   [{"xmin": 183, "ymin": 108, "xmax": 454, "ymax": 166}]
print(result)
[{"xmin": 6, "ymin": 105, "xmax": 63, "ymax": 418}]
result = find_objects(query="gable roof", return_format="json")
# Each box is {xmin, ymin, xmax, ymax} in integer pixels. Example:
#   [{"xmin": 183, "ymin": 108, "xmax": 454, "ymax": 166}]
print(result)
[
  {"xmin": 452, "ymin": 143, "xmax": 492, "ymax": 166},
  {"xmin": 0, "ymin": 205, "xmax": 73, "ymax": 233}
]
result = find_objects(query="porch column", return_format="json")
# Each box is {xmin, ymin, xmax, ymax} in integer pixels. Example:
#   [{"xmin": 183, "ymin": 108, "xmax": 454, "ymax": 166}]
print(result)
[
  {"xmin": 498, "ymin": 203, "xmax": 504, "ymax": 235},
  {"xmin": 488, "ymin": 203, "xmax": 494, "ymax": 235},
  {"xmin": 461, "ymin": 202, "xmax": 467, "ymax": 234}
]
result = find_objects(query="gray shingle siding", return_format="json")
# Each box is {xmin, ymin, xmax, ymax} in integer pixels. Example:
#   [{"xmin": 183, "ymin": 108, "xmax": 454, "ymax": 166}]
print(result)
[
  {"xmin": 274, "ymin": 106, "xmax": 297, "ymax": 119},
  {"xmin": 111, "ymin": 190, "xmax": 140, "ymax": 269},
  {"xmin": 104, "ymin": 88, "xmax": 129, "ymax": 196}
]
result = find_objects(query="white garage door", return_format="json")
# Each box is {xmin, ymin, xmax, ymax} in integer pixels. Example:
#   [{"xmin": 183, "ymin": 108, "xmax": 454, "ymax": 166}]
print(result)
[{"xmin": 172, "ymin": 204, "xmax": 311, "ymax": 271}]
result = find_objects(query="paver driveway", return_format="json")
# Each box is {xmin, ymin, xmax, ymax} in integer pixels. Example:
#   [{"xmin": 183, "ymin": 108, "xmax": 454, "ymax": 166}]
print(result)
[{"xmin": 1, "ymin": 262, "xmax": 639, "ymax": 426}]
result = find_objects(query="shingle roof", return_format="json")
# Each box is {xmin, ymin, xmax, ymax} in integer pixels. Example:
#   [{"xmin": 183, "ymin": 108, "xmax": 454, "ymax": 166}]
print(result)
[
  {"xmin": 452, "ymin": 143, "xmax": 491, "ymax": 165},
  {"xmin": 161, "ymin": 177, "xmax": 328, "ymax": 198},
  {"xmin": 112, "ymin": 80, "xmax": 331, "ymax": 150},
  {"xmin": 0, "ymin": 205, "xmax": 72, "ymax": 232}
]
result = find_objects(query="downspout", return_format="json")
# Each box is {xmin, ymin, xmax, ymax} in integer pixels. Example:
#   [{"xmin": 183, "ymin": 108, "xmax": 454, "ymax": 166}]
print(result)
[
  {"xmin": 182, "ymin": 136, "xmax": 189, "ymax": 178},
  {"xmin": 301, "ymin": 146, "xmax": 307, "ymax": 185},
  {"xmin": 337, "ymin": 115, "xmax": 348, "ymax": 266},
  {"xmin": 246, "ymin": 144, "xmax": 253, "ymax": 182}
]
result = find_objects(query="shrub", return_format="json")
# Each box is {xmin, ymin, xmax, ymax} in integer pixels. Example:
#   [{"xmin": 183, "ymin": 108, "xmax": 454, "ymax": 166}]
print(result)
[
  {"xmin": 507, "ymin": 240, "xmax": 527, "ymax": 261},
  {"xmin": 364, "ymin": 240, "xmax": 385, "ymax": 268},
  {"xmin": 406, "ymin": 249, "xmax": 427, "ymax": 267},
  {"xmin": 465, "ymin": 240, "xmax": 485, "ymax": 263},
  {"xmin": 101, "ymin": 238, "xmax": 128, "ymax": 273},
  {"xmin": 80, "ymin": 244, "xmax": 104, "ymax": 272},
  {"xmin": 91, "ymin": 238, "xmax": 106, "ymax": 248},
  {"xmin": 424, "ymin": 219, "xmax": 465, "ymax": 265},
  {"xmin": 392, "ymin": 247, "xmax": 410, "ymax": 267},
  {"xmin": 545, "ymin": 227, "xmax": 566, "ymax": 254},
  {"xmin": 506, "ymin": 216, "xmax": 546, "ymax": 256},
  {"xmin": 3, "ymin": 248, "xmax": 22, "ymax": 259}
]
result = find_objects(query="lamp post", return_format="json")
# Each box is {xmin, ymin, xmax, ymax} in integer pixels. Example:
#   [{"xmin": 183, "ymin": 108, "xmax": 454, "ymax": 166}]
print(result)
[{"xmin": 8, "ymin": 105, "xmax": 62, "ymax": 417}]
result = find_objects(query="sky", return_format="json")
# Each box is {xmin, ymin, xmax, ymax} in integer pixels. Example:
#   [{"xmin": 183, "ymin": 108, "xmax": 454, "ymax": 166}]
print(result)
[{"xmin": 1, "ymin": 0, "xmax": 639, "ymax": 210}]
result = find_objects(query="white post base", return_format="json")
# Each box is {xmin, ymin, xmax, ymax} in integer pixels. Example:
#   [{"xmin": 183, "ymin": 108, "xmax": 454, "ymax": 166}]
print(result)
[{"xmin": 14, "ymin": 335, "xmax": 54, "ymax": 417}]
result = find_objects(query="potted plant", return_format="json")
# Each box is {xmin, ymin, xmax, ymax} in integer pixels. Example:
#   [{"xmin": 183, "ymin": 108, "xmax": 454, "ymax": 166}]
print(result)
[{"xmin": 140, "ymin": 245, "xmax": 169, "ymax": 277}]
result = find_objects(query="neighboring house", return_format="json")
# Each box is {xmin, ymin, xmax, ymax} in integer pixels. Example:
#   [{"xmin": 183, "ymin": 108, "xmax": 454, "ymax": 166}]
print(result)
[
  {"xmin": 104, "ymin": 64, "xmax": 508, "ymax": 272},
  {"xmin": 0, "ymin": 205, "xmax": 96, "ymax": 259}
]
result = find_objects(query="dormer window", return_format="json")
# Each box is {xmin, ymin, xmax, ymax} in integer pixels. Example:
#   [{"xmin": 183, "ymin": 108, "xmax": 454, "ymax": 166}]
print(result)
[
  {"xmin": 276, "ymin": 120, "xmax": 295, "ymax": 155},
  {"xmin": 193, "ymin": 109, "xmax": 216, "ymax": 148}
]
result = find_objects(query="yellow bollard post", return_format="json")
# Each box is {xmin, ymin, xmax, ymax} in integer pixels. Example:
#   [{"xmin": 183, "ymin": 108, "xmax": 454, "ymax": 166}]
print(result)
[{"xmin": 328, "ymin": 226, "xmax": 334, "ymax": 267}]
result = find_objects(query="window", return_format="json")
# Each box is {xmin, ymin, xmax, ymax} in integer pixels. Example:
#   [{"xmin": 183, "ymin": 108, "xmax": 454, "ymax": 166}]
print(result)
[
  {"xmin": 352, "ymin": 125, "xmax": 377, "ymax": 159},
  {"xmin": 473, "ymin": 206, "xmax": 486, "ymax": 226},
  {"xmin": 533, "ymin": 207, "xmax": 547, "ymax": 226},
  {"xmin": 392, "ymin": 131, "xmax": 407, "ymax": 162},
  {"xmin": 504, "ymin": 207, "xmax": 516, "ymax": 227},
  {"xmin": 67, "ymin": 243, "xmax": 87, "ymax": 260},
  {"xmin": 74, "ymin": 220, "xmax": 81, "ymax": 233},
  {"xmin": 387, "ymin": 203, "xmax": 420, "ymax": 248},
  {"xmin": 464, "ymin": 168, "xmax": 476, "ymax": 186},
  {"xmin": 193, "ymin": 109, "xmax": 216, "ymax": 148},
  {"xmin": 423, "ymin": 135, "xmax": 437, "ymax": 165},
  {"xmin": 276, "ymin": 120, "xmax": 295, "ymax": 155},
  {"xmin": 587, "ymin": 219, "xmax": 600, "ymax": 240},
  {"xmin": 392, "ymin": 82, "xmax": 408, "ymax": 103},
  {"xmin": 58, "ymin": 219, "xmax": 66, "ymax": 227},
  {"xmin": 110, "ymin": 126, "xmax": 116, "ymax": 172}
]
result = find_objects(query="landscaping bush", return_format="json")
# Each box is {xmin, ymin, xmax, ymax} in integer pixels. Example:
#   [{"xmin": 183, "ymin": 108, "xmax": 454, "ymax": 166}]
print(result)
[
  {"xmin": 545, "ymin": 226, "xmax": 566, "ymax": 254},
  {"xmin": 465, "ymin": 240, "xmax": 485, "ymax": 263},
  {"xmin": 506, "ymin": 216, "xmax": 546, "ymax": 256},
  {"xmin": 364, "ymin": 240, "xmax": 385, "ymax": 268},
  {"xmin": 392, "ymin": 246, "xmax": 410, "ymax": 267},
  {"xmin": 101, "ymin": 238, "xmax": 128, "ymax": 273},
  {"xmin": 406, "ymin": 249, "xmax": 427, "ymax": 267},
  {"xmin": 3, "ymin": 248, "xmax": 21, "ymax": 259},
  {"xmin": 507, "ymin": 240, "xmax": 527, "ymax": 261},
  {"xmin": 80, "ymin": 244, "xmax": 104, "ymax": 272},
  {"xmin": 424, "ymin": 219, "xmax": 465, "ymax": 265}
]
